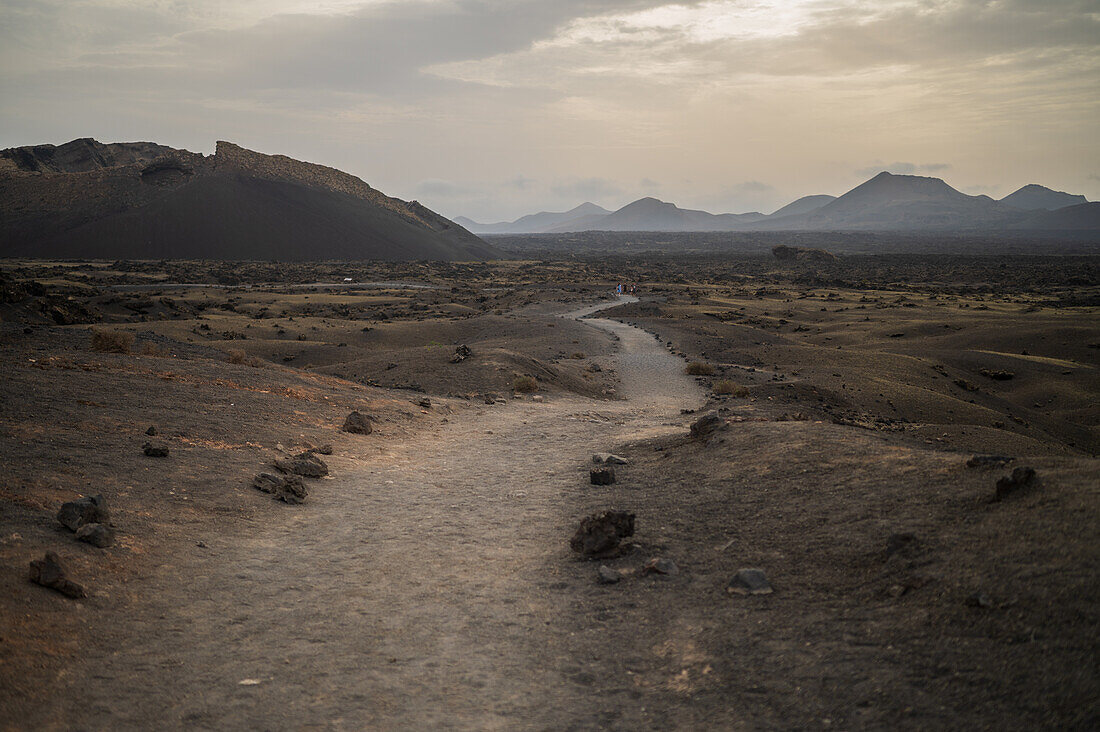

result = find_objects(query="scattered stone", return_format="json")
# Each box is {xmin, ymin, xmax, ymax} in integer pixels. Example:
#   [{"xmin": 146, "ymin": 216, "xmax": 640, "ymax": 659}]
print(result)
[
  {"xmin": 644, "ymin": 557, "xmax": 679, "ymax": 576},
  {"xmin": 994, "ymin": 466, "xmax": 1037, "ymax": 501},
  {"xmin": 570, "ymin": 510, "xmax": 635, "ymax": 558},
  {"xmin": 885, "ymin": 532, "xmax": 919, "ymax": 557},
  {"xmin": 954, "ymin": 378, "xmax": 979, "ymax": 392},
  {"xmin": 483, "ymin": 392, "xmax": 499, "ymax": 404},
  {"xmin": 690, "ymin": 411, "xmax": 727, "ymax": 439},
  {"xmin": 967, "ymin": 455, "xmax": 1013, "ymax": 469},
  {"xmin": 28, "ymin": 551, "xmax": 86, "ymax": 598},
  {"xmin": 57, "ymin": 495, "xmax": 110, "ymax": 532},
  {"xmin": 727, "ymin": 568, "xmax": 773, "ymax": 595},
  {"xmin": 418, "ymin": 397, "xmax": 432, "ymax": 409},
  {"xmin": 273, "ymin": 451, "xmax": 329, "ymax": 479},
  {"xmin": 966, "ymin": 591, "xmax": 993, "ymax": 609},
  {"xmin": 597, "ymin": 566, "xmax": 622, "ymax": 585},
  {"xmin": 531, "ymin": 395, "xmax": 544, "ymax": 402},
  {"xmin": 592, "ymin": 453, "xmax": 629, "ymax": 465},
  {"xmin": 252, "ymin": 472, "xmax": 308, "ymax": 504},
  {"xmin": 145, "ymin": 425, "xmax": 158, "ymax": 436},
  {"xmin": 980, "ymin": 369, "xmax": 1015, "ymax": 381},
  {"xmin": 313, "ymin": 444, "xmax": 334, "ymax": 455},
  {"xmin": 590, "ymin": 466, "xmax": 616, "ymax": 486},
  {"xmin": 449, "ymin": 344, "xmax": 472, "ymax": 363},
  {"xmin": 142, "ymin": 441, "xmax": 169, "ymax": 457},
  {"xmin": 342, "ymin": 411, "xmax": 373, "ymax": 434},
  {"xmin": 772, "ymin": 244, "xmax": 836, "ymax": 263},
  {"xmin": 75, "ymin": 522, "xmax": 114, "ymax": 548}
]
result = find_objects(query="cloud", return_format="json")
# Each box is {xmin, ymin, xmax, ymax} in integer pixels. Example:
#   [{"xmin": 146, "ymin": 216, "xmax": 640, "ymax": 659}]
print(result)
[{"xmin": 855, "ymin": 162, "xmax": 952, "ymax": 178}]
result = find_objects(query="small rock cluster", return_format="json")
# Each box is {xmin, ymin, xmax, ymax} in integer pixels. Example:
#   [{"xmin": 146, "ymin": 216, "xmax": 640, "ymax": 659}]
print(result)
[{"xmin": 57, "ymin": 495, "xmax": 114, "ymax": 548}]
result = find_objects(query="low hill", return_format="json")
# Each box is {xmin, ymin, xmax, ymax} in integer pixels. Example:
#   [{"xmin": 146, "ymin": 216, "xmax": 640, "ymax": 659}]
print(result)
[
  {"xmin": 457, "ymin": 202, "xmax": 611, "ymax": 234},
  {"xmin": 1012, "ymin": 202, "xmax": 1100, "ymax": 230},
  {"xmin": 0, "ymin": 139, "xmax": 499, "ymax": 261},
  {"xmin": 769, "ymin": 194, "xmax": 836, "ymax": 218},
  {"xmin": 1000, "ymin": 184, "xmax": 1089, "ymax": 211},
  {"xmin": 549, "ymin": 197, "xmax": 766, "ymax": 232}
]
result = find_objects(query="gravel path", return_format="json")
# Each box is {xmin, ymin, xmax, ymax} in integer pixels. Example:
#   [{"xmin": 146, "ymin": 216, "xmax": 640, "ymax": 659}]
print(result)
[{"xmin": 36, "ymin": 296, "xmax": 704, "ymax": 729}]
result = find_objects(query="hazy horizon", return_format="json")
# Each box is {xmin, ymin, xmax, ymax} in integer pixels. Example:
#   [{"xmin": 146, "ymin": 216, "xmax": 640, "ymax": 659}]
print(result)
[{"xmin": 2, "ymin": 0, "xmax": 1097, "ymax": 222}]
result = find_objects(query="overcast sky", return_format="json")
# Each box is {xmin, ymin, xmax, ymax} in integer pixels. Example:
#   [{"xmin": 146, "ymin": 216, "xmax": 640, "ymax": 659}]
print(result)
[{"xmin": 1, "ymin": 0, "xmax": 1097, "ymax": 221}]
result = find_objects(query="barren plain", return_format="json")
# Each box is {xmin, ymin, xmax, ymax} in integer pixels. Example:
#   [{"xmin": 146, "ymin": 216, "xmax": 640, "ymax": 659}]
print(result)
[{"xmin": 1, "ymin": 253, "xmax": 1097, "ymax": 729}]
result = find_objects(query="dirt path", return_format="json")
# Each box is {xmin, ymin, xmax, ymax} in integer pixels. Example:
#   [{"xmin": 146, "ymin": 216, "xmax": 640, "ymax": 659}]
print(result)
[{"xmin": 36, "ymin": 296, "xmax": 704, "ymax": 730}]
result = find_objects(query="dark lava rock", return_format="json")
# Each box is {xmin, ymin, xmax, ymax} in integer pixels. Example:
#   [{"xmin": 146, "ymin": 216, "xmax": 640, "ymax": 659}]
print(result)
[
  {"xmin": 313, "ymin": 444, "xmax": 334, "ymax": 456},
  {"xmin": 994, "ymin": 466, "xmax": 1037, "ymax": 501},
  {"xmin": 597, "ymin": 566, "xmax": 622, "ymax": 585},
  {"xmin": 142, "ymin": 441, "xmax": 169, "ymax": 457},
  {"xmin": 644, "ymin": 557, "xmax": 679, "ymax": 576},
  {"xmin": 966, "ymin": 591, "xmax": 993, "ymax": 609},
  {"xmin": 342, "ymin": 411, "xmax": 373, "ymax": 434},
  {"xmin": 570, "ymin": 510, "xmax": 635, "ymax": 559},
  {"xmin": 450, "ymin": 344, "xmax": 471, "ymax": 363},
  {"xmin": 967, "ymin": 455, "xmax": 1013, "ymax": 469},
  {"xmin": 590, "ymin": 467, "xmax": 616, "ymax": 486},
  {"xmin": 418, "ymin": 397, "xmax": 432, "ymax": 408},
  {"xmin": 57, "ymin": 495, "xmax": 109, "ymax": 532},
  {"xmin": 980, "ymin": 369, "xmax": 1015, "ymax": 381},
  {"xmin": 690, "ymin": 411, "xmax": 727, "ymax": 439},
  {"xmin": 885, "ymin": 532, "xmax": 919, "ymax": 557},
  {"xmin": 28, "ymin": 552, "xmax": 87, "ymax": 598},
  {"xmin": 483, "ymin": 393, "xmax": 499, "ymax": 404},
  {"xmin": 75, "ymin": 522, "xmax": 114, "ymax": 548},
  {"xmin": 274, "ymin": 451, "xmax": 329, "ymax": 479},
  {"xmin": 727, "ymin": 568, "xmax": 773, "ymax": 595},
  {"xmin": 772, "ymin": 244, "xmax": 836, "ymax": 263},
  {"xmin": 253, "ymin": 472, "xmax": 308, "ymax": 504},
  {"xmin": 145, "ymin": 425, "xmax": 158, "ymax": 436}
]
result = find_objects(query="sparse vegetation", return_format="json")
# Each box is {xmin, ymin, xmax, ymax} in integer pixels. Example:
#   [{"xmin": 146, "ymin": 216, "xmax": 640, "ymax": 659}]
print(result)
[
  {"xmin": 571, "ymin": 352, "xmax": 585, "ymax": 359},
  {"xmin": 685, "ymin": 361, "xmax": 715, "ymax": 376},
  {"xmin": 713, "ymin": 380, "xmax": 749, "ymax": 397},
  {"xmin": 139, "ymin": 342, "xmax": 169, "ymax": 357},
  {"xmin": 90, "ymin": 329, "xmax": 134, "ymax": 354},
  {"xmin": 227, "ymin": 349, "xmax": 263, "ymax": 368},
  {"xmin": 513, "ymin": 375, "xmax": 538, "ymax": 393}
]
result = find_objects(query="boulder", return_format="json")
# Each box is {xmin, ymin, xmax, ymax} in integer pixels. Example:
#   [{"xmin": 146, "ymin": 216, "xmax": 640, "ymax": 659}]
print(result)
[
  {"xmin": 142, "ymin": 441, "xmax": 169, "ymax": 457},
  {"xmin": 342, "ymin": 411, "xmax": 373, "ymax": 434},
  {"xmin": 994, "ymin": 466, "xmax": 1037, "ymax": 501},
  {"xmin": 727, "ymin": 568, "xmax": 773, "ymax": 595},
  {"xmin": 75, "ymin": 522, "xmax": 114, "ymax": 548},
  {"xmin": 449, "ymin": 344, "xmax": 471, "ymax": 363},
  {"xmin": 592, "ymin": 453, "xmax": 629, "ymax": 465},
  {"xmin": 590, "ymin": 467, "xmax": 616, "ymax": 486},
  {"xmin": 274, "ymin": 451, "xmax": 329, "ymax": 478},
  {"xmin": 252, "ymin": 472, "xmax": 308, "ymax": 504},
  {"xmin": 57, "ymin": 495, "xmax": 109, "ymax": 532},
  {"xmin": 690, "ymin": 411, "xmax": 727, "ymax": 439},
  {"xmin": 28, "ymin": 552, "xmax": 87, "ymax": 598},
  {"xmin": 570, "ymin": 510, "xmax": 635, "ymax": 558}
]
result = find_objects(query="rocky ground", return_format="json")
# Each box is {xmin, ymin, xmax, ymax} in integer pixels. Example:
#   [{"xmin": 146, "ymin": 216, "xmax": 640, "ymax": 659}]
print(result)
[{"xmin": 0, "ymin": 255, "xmax": 1097, "ymax": 729}]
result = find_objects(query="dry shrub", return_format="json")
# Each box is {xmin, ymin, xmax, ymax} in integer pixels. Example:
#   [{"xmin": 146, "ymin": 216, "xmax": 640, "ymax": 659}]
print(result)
[
  {"xmin": 685, "ymin": 361, "xmax": 715, "ymax": 376},
  {"xmin": 90, "ymin": 329, "xmax": 134, "ymax": 354},
  {"xmin": 714, "ymin": 380, "xmax": 749, "ymax": 397},
  {"xmin": 139, "ymin": 342, "xmax": 169, "ymax": 357},
  {"xmin": 513, "ymin": 375, "xmax": 538, "ymax": 393},
  {"xmin": 227, "ymin": 349, "xmax": 263, "ymax": 368},
  {"xmin": 571, "ymin": 352, "xmax": 586, "ymax": 359}
]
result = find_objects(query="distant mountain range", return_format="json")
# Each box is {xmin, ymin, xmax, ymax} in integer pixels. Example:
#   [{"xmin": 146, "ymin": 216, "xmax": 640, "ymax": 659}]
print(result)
[
  {"xmin": 459, "ymin": 175, "xmax": 1097, "ymax": 234},
  {"xmin": 0, "ymin": 138, "xmax": 499, "ymax": 261}
]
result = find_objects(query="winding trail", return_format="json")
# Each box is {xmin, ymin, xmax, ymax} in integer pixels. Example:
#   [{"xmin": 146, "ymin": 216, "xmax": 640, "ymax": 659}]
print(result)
[{"xmin": 44, "ymin": 296, "xmax": 705, "ymax": 729}]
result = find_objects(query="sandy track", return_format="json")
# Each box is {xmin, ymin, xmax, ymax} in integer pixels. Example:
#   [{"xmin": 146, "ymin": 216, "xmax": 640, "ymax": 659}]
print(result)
[{"xmin": 36, "ymin": 297, "xmax": 703, "ymax": 730}]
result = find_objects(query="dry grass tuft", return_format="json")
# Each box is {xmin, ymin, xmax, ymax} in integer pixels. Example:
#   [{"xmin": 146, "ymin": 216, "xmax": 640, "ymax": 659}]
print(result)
[
  {"xmin": 90, "ymin": 329, "xmax": 134, "ymax": 354},
  {"xmin": 227, "ymin": 349, "xmax": 263, "ymax": 368},
  {"xmin": 139, "ymin": 342, "xmax": 169, "ymax": 357},
  {"xmin": 685, "ymin": 361, "xmax": 715, "ymax": 376},
  {"xmin": 714, "ymin": 380, "xmax": 749, "ymax": 397},
  {"xmin": 513, "ymin": 375, "xmax": 538, "ymax": 393}
]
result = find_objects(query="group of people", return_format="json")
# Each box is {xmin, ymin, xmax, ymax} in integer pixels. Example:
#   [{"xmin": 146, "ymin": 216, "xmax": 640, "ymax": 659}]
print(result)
[{"xmin": 615, "ymin": 283, "xmax": 637, "ymax": 296}]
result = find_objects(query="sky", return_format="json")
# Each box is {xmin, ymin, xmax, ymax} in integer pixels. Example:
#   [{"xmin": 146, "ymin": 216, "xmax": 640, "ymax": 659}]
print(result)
[{"xmin": 1, "ymin": 0, "xmax": 1098, "ymax": 222}]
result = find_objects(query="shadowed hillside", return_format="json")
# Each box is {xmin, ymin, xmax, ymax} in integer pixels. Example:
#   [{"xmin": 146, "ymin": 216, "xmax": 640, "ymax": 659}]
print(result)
[{"xmin": 0, "ymin": 140, "xmax": 500, "ymax": 261}]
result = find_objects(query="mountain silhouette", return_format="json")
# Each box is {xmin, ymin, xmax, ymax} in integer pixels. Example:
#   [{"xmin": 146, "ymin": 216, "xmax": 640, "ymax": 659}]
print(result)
[
  {"xmin": 456, "ymin": 202, "xmax": 611, "ymax": 234},
  {"xmin": 1000, "ymin": 184, "xmax": 1089, "ymax": 211}
]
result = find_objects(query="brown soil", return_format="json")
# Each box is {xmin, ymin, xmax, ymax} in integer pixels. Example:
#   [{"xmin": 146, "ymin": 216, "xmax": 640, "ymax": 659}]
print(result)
[{"xmin": 1, "ymin": 258, "xmax": 1097, "ymax": 729}]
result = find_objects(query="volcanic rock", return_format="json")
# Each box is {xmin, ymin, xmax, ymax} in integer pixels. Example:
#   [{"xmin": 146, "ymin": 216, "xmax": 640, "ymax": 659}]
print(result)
[
  {"xmin": 57, "ymin": 495, "xmax": 109, "ymax": 532},
  {"xmin": 690, "ymin": 411, "xmax": 727, "ymax": 439},
  {"xmin": 74, "ymin": 522, "xmax": 114, "ymax": 548},
  {"xmin": 143, "ymin": 441, "xmax": 169, "ymax": 457},
  {"xmin": 727, "ymin": 568, "xmax": 773, "ymax": 595},
  {"xmin": 28, "ymin": 552, "xmax": 87, "ymax": 598},
  {"xmin": 274, "ymin": 452, "xmax": 329, "ymax": 479},
  {"xmin": 590, "ymin": 467, "xmax": 616, "ymax": 486},
  {"xmin": 994, "ymin": 467, "xmax": 1037, "ymax": 501},
  {"xmin": 342, "ymin": 411, "xmax": 373, "ymax": 434},
  {"xmin": 570, "ymin": 510, "xmax": 636, "ymax": 559}
]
